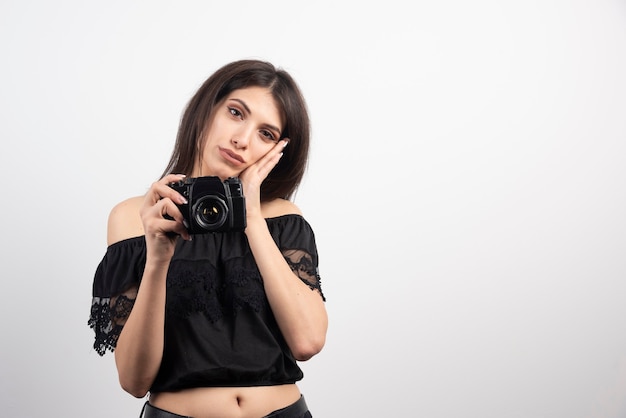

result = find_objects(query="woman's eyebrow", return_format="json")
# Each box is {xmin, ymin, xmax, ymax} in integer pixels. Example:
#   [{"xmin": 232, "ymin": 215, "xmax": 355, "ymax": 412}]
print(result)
[
  {"xmin": 231, "ymin": 98, "xmax": 282, "ymax": 135},
  {"xmin": 231, "ymin": 98, "xmax": 251, "ymax": 114}
]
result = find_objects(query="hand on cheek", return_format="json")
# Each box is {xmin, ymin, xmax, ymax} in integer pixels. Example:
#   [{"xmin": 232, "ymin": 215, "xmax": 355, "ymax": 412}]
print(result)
[{"xmin": 239, "ymin": 139, "xmax": 289, "ymax": 216}]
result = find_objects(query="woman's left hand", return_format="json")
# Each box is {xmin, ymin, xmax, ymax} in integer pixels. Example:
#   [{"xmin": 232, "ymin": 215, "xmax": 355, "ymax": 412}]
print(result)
[{"xmin": 238, "ymin": 139, "xmax": 288, "ymax": 217}]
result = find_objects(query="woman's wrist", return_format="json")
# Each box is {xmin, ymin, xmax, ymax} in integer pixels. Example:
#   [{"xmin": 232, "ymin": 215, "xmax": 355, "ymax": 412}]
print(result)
[
  {"xmin": 244, "ymin": 213, "xmax": 268, "ymax": 235},
  {"xmin": 143, "ymin": 256, "xmax": 172, "ymax": 278}
]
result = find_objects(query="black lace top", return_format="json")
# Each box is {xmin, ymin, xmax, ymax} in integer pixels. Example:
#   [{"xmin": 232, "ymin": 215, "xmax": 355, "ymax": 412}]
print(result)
[{"xmin": 88, "ymin": 214, "xmax": 325, "ymax": 392}]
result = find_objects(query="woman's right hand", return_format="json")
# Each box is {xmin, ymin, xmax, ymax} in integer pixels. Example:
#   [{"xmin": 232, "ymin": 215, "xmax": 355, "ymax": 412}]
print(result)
[{"xmin": 140, "ymin": 174, "xmax": 191, "ymax": 263}]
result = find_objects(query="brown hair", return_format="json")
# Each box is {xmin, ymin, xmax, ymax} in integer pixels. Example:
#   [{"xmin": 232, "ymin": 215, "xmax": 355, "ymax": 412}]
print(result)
[{"xmin": 161, "ymin": 59, "xmax": 311, "ymax": 201}]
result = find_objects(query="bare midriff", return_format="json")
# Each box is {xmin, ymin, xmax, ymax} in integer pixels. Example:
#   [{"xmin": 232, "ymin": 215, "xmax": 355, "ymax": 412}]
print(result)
[{"xmin": 148, "ymin": 384, "xmax": 302, "ymax": 418}]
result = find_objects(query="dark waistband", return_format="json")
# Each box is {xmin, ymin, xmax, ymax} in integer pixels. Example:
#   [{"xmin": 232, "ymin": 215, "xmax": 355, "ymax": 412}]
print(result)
[
  {"xmin": 141, "ymin": 395, "xmax": 309, "ymax": 418},
  {"xmin": 264, "ymin": 395, "xmax": 308, "ymax": 417},
  {"xmin": 141, "ymin": 402, "xmax": 189, "ymax": 418}
]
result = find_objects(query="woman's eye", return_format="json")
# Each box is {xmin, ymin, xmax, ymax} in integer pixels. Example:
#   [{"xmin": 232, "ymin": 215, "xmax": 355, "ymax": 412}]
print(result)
[
  {"xmin": 228, "ymin": 107, "xmax": 242, "ymax": 118},
  {"xmin": 260, "ymin": 130, "xmax": 277, "ymax": 142}
]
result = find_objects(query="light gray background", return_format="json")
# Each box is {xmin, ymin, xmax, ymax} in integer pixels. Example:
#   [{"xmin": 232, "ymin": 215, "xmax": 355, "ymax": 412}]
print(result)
[{"xmin": 1, "ymin": 1, "xmax": 625, "ymax": 417}]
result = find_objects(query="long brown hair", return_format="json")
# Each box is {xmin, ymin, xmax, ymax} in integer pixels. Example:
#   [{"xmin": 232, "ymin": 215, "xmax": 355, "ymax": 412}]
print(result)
[{"xmin": 161, "ymin": 59, "xmax": 311, "ymax": 201}]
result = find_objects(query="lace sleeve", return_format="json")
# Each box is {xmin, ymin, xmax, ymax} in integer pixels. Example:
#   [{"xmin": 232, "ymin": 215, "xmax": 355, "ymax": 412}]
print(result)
[
  {"xmin": 88, "ymin": 236, "xmax": 146, "ymax": 355},
  {"xmin": 268, "ymin": 215, "xmax": 326, "ymax": 301},
  {"xmin": 88, "ymin": 285, "xmax": 138, "ymax": 355},
  {"xmin": 283, "ymin": 249, "xmax": 325, "ymax": 301}
]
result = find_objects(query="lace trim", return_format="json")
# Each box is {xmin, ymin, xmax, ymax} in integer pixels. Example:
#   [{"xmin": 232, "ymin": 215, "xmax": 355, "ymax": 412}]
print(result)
[
  {"xmin": 283, "ymin": 249, "xmax": 326, "ymax": 301},
  {"xmin": 88, "ymin": 294, "xmax": 135, "ymax": 355},
  {"xmin": 165, "ymin": 263, "xmax": 266, "ymax": 321}
]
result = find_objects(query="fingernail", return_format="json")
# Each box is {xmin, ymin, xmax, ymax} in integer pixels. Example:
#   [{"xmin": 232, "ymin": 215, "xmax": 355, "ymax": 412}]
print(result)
[{"xmin": 283, "ymin": 140, "xmax": 289, "ymax": 148}]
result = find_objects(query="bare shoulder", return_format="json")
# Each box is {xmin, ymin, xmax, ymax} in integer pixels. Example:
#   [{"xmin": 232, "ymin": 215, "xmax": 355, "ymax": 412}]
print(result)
[
  {"xmin": 260, "ymin": 198, "xmax": 303, "ymax": 219},
  {"xmin": 107, "ymin": 195, "xmax": 145, "ymax": 245}
]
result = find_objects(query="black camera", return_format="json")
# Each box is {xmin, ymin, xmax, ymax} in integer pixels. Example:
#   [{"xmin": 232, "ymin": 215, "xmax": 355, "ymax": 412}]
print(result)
[{"xmin": 168, "ymin": 176, "xmax": 246, "ymax": 234}]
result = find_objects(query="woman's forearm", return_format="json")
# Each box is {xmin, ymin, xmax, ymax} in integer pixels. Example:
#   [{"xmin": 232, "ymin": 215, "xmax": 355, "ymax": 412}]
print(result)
[{"xmin": 114, "ymin": 261, "xmax": 168, "ymax": 397}]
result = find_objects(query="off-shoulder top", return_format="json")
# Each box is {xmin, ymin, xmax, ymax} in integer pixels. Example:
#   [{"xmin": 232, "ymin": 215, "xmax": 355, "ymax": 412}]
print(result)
[{"xmin": 88, "ymin": 214, "xmax": 325, "ymax": 392}]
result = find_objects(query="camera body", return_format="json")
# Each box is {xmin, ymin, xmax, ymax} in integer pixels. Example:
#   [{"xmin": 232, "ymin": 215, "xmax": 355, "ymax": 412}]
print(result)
[{"xmin": 168, "ymin": 176, "xmax": 246, "ymax": 234}]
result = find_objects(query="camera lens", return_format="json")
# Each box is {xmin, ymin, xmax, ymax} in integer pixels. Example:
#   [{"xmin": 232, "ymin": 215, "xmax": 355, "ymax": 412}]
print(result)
[{"xmin": 193, "ymin": 196, "xmax": 229, "ymax": 231}]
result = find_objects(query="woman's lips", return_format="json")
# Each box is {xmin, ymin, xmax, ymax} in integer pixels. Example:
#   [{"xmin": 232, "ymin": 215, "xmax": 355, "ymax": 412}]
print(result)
[{"xmin": 219, "ymin": 147, "xmax": 245, "ymax": 165}]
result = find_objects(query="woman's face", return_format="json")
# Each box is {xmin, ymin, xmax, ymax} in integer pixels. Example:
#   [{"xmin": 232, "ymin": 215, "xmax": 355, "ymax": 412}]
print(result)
[{"xmin": 194, "ymin": 86, "xmax": 284, "ymax": 180}]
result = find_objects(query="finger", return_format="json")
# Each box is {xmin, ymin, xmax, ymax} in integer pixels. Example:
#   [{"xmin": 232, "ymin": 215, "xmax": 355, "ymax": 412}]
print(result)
[
  {"xmin": 150, "ymin": 198, "xmax": 191, "ymax": 240},
  {"xmin": 146, "ymin": 174, "xmax": 188, "ymax": 206},
  {"xmin": 159, "ymin": 174, "xmax": 189, "ymax": 202},
  {"xmin": 161, "ymin": 198, "xmax": 193, "ymax": 240},
  {"xmin": 163, "ymin": 219, "xmax": 191, "ymax": 241},
  {"xmin": 274, "ymin": 138, "xmax": 289, "ymax": 155},
  {"xmin": 256, "ymin": 139, "xmax": 289, "ymax": 175},
  {"xmin": 262, "ymin": 139, "xmax": 289, "ymax": 161}
]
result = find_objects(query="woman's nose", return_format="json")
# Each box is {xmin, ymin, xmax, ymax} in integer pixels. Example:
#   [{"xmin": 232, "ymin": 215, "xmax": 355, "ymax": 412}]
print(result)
[{"xmin": 231, "ymin": 128, "xmax": 252, "ymax": 149}]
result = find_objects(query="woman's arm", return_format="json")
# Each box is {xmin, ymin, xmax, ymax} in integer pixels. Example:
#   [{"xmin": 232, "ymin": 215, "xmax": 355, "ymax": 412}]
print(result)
[
  {"xmin": 239, "ymin": 140, "xmax": 328, "ymax": 360},
  {"xmin": 246, "ymin": 206, "xmax": 328, "ymax": 361},
  {"xmin": 110, "ymin": 175, "xmax": 189, "ymax": 397}
]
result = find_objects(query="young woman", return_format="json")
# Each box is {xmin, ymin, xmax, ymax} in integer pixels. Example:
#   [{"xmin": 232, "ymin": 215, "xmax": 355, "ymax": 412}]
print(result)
[{"xmin": 89, "ymin": 59, "xmax": 327, "ymax": 418}]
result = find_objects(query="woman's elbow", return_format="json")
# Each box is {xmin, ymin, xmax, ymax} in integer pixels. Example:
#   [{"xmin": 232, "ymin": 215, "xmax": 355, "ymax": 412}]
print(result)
[
  {"xmin": 117, "ymin": 366, "xmax": 152, "ymax": 398},
  {"xmin": 115, "ymin": 351, "xmax": 156, "ymax": 398},
  {"xmin": 119, "ymin": 378, "xmax": 150, "ymax": 399},
  {"xmin": 291, "ymin": 333, "xmax": 326, "ymax": 361}
]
